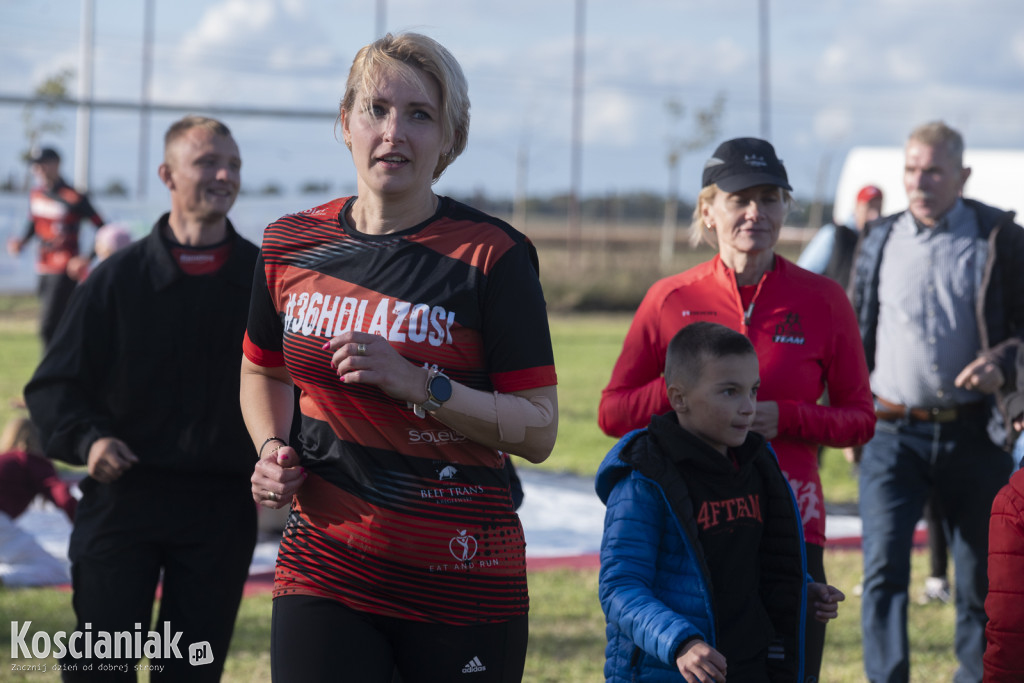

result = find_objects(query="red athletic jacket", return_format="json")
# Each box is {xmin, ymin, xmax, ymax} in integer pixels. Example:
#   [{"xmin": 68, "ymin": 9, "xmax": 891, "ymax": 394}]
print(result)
[
  {"xmin": 0, "ymin": 449, "xmax": 77, "ymax": 521},
  {"xmin": 984, "ymin": 468, "xmax": 1024, "ymax": 682},
  {"xmin": 599, "ymin": 254, "xmax": 874, "ymax": 545}
]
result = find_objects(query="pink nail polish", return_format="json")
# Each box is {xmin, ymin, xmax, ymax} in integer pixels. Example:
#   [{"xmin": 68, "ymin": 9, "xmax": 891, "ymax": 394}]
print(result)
[{"xmin": 322, "ymin": 341, "xmax": 331, "ymax": 350}]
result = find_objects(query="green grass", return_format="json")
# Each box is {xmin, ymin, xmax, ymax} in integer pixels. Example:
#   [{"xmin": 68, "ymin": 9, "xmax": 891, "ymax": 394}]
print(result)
[
  {"xmin": 0, "ymin": 297, "xmax": 39, "ymax": 430},
  {"xmin": 0, "ymin": 296, "xmax": 959, "ymax": 681},
  {"xmin": 1, "ymin": 551, "xmax": 958, "ymax": 682},
  {"xmin": 528, "ymin": 313, "xmax": 627, "ymax": 478}
]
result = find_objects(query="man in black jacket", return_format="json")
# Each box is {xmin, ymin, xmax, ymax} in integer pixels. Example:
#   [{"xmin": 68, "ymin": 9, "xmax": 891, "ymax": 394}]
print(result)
[{"xmin": 25, "ymin": 116, "xmax": 259, "ymax": 682}]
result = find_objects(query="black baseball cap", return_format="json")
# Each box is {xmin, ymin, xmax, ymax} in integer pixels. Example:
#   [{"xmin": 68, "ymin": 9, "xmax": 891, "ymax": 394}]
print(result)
[
  {"xmin": 701, "ymin": 137, "xmax": 792, "ymax": 192},
  {"xmin": 29, "ymin": 147, "xmax": 60, "ymax": 164}
]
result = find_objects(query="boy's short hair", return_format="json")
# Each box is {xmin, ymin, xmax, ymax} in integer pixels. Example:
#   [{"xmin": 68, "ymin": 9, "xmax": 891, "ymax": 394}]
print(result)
[{"xmin": 665, "ymin": 322, "xmax": 756, "ymax": 387}]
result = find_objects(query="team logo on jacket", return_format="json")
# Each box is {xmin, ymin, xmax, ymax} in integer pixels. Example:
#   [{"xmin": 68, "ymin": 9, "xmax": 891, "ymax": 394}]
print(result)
[
  {"xmin": 449, "ymin": 530, "xmax": 478, "ymax": 561},
  {"xmin": 773, "ymin": 312, "xmax": 805, "ymax": 345},
  {"xmin": 284, "ymin": 292, "xmax": 454, "ymax": 347}
]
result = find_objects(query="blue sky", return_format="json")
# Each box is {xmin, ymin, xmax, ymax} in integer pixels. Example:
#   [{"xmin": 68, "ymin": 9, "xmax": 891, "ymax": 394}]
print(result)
[{"xmin": 2, "ymin": 0, "xmax": 1023, "ymax": 205}]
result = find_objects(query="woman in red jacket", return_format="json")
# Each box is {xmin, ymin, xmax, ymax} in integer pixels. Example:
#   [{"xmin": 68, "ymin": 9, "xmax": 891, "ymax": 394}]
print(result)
[
  {"xmin": 984, "ymin": 467, "xmax": 1024, "ymax": 682},
  {"xmin": 598, "ymin": 137, "xmax": 875, "ymax": 681}
]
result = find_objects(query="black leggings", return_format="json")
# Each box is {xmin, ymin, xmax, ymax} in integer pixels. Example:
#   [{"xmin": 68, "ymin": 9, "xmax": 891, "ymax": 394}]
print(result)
[
  {"xmin": 271, "ymin": 595, "xmax": 529, "ymax": 683},
  {"xmin": 803, "ymin": 542, "xmax": 826, "ymax": 683},
  {"xmin": 37, "ymin": 272, "xmax": 76, "ymax": 350}
]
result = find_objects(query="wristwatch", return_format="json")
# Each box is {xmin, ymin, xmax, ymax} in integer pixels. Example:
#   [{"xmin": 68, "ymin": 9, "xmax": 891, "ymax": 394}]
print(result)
[{"xmin": 414, "ymin": 367, "xmax": 452, "ymax": 417}]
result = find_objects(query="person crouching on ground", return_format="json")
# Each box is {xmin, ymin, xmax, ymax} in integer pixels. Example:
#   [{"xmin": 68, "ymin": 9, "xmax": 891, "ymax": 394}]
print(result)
[{"xmin": 596, "ymin": 322, "xmax": 844, "ymax": 682}]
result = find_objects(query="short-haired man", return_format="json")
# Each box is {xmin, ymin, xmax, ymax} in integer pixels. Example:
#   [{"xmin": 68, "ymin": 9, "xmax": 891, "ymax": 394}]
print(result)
[
  {"xmin": 850, "ymin": 121, "xmax": 1024, "ymax": 683},
  {"xmin": 25, "ymin": 116, "xmax": 259, "ymax": 681},
  {"xmin": 7, "ymin": 146, "xmax": 104, "ymax": 349}
]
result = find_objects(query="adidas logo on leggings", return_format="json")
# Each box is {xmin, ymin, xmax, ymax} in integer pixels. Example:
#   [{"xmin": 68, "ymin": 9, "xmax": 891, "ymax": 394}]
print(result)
[{"xmin": 461, "ymin": 656, "xmax": 487, "ymax": 673}]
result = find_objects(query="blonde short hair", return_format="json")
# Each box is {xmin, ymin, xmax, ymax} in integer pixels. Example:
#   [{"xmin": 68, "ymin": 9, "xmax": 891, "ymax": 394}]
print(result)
[{"xmin": 340, "ymin": 32, "xmax": 470, "ymax": 182}]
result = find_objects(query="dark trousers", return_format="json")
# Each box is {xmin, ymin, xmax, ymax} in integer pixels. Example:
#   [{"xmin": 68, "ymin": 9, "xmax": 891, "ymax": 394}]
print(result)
[
  {"xmin": 37, "ymin": 272, "xmax": 76, "ymax": 350},
  {"xmin": 804, "ymin": 542, "xmax": 826, "ymax": 683},
  {"xmin": 61, "ymin": 472, "xmax": 257, "ymax": 682},
  {"xmin": 859, "ymin": 416, "xmax": 1011, "ymax": 683},
  {"xmin": 272, "ymin": 595, "xmax": 529, "ymax": 683},
  {"xmin": 925, "ymin": 493, "xmax": 949, "ymax": 579}
]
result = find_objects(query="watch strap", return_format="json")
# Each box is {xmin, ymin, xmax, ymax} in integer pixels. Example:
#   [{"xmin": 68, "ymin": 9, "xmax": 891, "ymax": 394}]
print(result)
[{"xmin": 412, "ymin": 364, "xmax": 446, "ymax": 418}]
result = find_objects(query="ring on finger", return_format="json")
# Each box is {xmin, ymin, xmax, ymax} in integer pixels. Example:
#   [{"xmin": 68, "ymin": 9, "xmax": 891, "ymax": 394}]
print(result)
[
  {"xmin": 356, "ymin": 343, "xmax": 367, "ymax": 356},
  {"xmin": 267, "ymin": 491, "xmax": 278, "ymax": 502}
]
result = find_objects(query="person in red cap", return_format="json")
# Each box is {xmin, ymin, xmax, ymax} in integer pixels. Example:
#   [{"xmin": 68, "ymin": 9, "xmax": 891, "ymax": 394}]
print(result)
[
  {"xmin": 797, "ymin": 184, "xmax": 883, "ymax": 288},
  {"xmin": 7, "ymin": 147, "xmax": 105, "ymax": 350}
]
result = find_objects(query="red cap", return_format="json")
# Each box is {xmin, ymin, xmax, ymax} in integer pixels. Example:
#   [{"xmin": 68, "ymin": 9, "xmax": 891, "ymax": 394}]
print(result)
[{"xmin": 857, "ymin": 185, "xmax": 883, "ymax": 203}]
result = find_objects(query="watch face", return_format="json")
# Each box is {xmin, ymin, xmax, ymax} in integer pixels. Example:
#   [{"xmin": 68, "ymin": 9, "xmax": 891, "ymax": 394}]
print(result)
[{"xmin": 429, "ymin": 375, "xmax": 453, "ymax": 403}]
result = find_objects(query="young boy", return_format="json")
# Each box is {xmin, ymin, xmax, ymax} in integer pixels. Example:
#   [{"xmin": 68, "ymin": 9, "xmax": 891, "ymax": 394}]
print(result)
[{"xmin": 596, "ymin": 322, "xmax": 844, "ymax": 682}]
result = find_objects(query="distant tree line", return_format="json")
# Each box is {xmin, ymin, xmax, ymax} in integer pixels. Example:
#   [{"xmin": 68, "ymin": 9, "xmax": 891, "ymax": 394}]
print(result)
[
  {"xmin": 449, "ymin": 190, "xmax": 830, "ymax": 229},
  {"xmin": 0, "ymin": 176, "xmax": 831, "ymax": 228}
]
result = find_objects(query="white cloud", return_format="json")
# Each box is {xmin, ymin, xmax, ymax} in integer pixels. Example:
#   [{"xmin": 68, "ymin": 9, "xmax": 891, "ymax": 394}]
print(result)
[
  {"xmin": 1013, "ymin": 31, "xmax": 1024, "ymax": 68},
  {"xmin": 819, "ymin": 44, "xmax": 851, "ymax": 75},
  {"xmin": 813, "ymin": 107, "xmax": 854, "ymax": 143},
  {"xmin": 883, "ymin": 46, "xmax": 926, "ymax": 83},
  {"xmin": 266, "ymin": 45, "xmax": 335, "ymax": 71},
  {"xmin": 182, "ymin": 0, "xmax": 276, "ymax": 57},
  {"xmin": 583, "ymin": 88, "xmax": 636, "ymax": 147}
]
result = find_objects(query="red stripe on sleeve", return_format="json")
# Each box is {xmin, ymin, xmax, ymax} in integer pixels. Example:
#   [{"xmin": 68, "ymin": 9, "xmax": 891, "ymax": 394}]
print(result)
[
  {"xmin": 243, "ymin": 331, "xmax": 285, "ymax": 367},
  {"xmin": 490, "ymin": 365, "xmax": 557, "ymax": 393}
]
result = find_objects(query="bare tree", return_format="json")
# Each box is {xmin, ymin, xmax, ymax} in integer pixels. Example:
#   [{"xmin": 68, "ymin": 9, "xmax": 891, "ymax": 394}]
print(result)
[
  {"xmin": 21, "ymin": 68, "xmax": 75, "ymax": 189},
  {"xmin": 660, "ymin": 93, "xmax": 725, "ymax": 271}
]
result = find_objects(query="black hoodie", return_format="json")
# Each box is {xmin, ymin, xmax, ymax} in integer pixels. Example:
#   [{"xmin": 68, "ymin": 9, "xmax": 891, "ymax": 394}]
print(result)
[{"xmin": 648, "ymin": 412, "xmax": 773, "ymax": 677}]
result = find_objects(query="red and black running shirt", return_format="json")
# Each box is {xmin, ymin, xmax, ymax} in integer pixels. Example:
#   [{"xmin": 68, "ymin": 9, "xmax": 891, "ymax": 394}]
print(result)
[
  {"xmin": 244, "ymin": 196, "xmax": 557, "ymax": 625},
  {"xmin": 25, "ymin": 180, "xmax": 104, "ymax": 274}
]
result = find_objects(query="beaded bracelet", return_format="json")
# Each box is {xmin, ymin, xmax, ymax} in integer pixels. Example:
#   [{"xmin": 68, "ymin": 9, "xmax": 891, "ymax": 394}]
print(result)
[{"xmin": 258, "ymin": 436, "xmax": 287, "ymax": 459}]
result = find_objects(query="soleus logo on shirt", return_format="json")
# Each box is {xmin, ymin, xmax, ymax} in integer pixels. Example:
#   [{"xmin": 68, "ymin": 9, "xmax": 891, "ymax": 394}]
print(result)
[{"xmin": 284, "ymin": 292, "xmax": 455, "ymax": 347}]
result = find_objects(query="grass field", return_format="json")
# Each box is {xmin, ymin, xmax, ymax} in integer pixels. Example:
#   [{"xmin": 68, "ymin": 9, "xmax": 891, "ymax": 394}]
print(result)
[{"xmin": 0, "ymin": 295, "xmax": 958, "ymax": 681}]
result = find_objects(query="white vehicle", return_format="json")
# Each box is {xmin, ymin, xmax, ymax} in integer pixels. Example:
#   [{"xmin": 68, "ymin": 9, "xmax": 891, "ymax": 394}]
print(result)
[{"xmin": 832, "ymin": 146, "xmax": 1024, "ymax": 225}]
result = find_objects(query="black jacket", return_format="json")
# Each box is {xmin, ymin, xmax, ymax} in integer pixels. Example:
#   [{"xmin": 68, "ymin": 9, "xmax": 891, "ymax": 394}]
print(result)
[
  {"xmin": 24, "ymin": 214, "xmax": 259, "ymax": 476},
  {"xmin": 849, "ymin": 199, "xmax": 1024, "ymax": 447}
]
